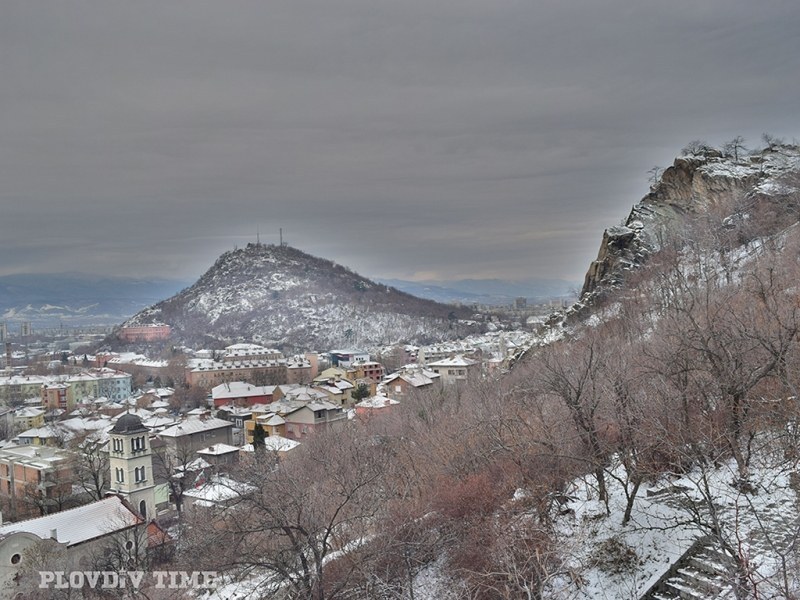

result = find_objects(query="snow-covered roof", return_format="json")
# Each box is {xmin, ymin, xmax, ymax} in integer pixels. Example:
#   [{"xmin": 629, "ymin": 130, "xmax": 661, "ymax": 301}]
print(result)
[
  {"xmin": 211, "ymin": 381, "xmax": 275, "ymax": 400},
  {"xmin": 426, "ymin": 354, "xmax": 478, "ymax": 368},
  {"xmin": 217, "ymin": 405, "xmax": 253, "ymax": 417},
  {"xmin": 142, "ymin": 415, "xmax": 179, "ymax": 429},
  {"xmin": 111, "ymin": 408, "xmax": 153, "ymax": 421},
  {"xmin": 14, "ymin": 407, "xmax": 45, "ymax": 418},
  {"xmin": 184, "ymin": 475, "xmax": 255, "ymax": 505},
  {"xmin": 57, "ymin": 417, "xmax": 113, "ymax": 435},
  {"xmin": 241, "ymin": 437, "xmax": 300, "ymax": 452},
  {"xmin": 197, "ymin": 443, "xmax": 240, "ymax": 456},
  {"xmin": 158, "ymin": 417, "xmax": 233, "ymax": 438},
  {"xmin": 282, "ymin": 386, "xmax": 329, "ymax": 402},
  {"xmin": 305, "ymin": 400, "xmax": 340, "ymax": 412},
  {"xmin": 0, "ymin": 445, "xmax": 71, "ymax": 469},
  {"xmin": 175, "ymin": 457, "xmax": 212, "ymax": 473},
  {"xmin": 0, "ymin": 496, "xmax": 140, "ymax": 546},
  {"xmin": 16, "ymin": 426, "xmax": 63, "ymax": 441},
  {"xmin": 384, "ymin": 372, "xmax": 431, "ymax": 388},
  {"xmin": 258, "ymin": 414, "xmax": 285, "ymax": 426},
  {"xmin": 355, "ymin": 394, "xmax": 400, "ymax": 409}
]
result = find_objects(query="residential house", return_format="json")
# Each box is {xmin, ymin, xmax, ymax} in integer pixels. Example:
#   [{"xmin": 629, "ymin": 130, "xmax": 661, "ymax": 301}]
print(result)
[
  {"xmin": 242, "ymin": 404, "xmax": 287, "ymax": 444},
  {"xmin": 382, "ymin": 367, "xmax": 440, "ymax": 397},
  {"xmin": 354, "ymin": 394, "xmax": 400, "ymax": 420},
  {"xmin": 425, "ymin": 355, "xmax": 479, "ymax": 386},
  {"xmin": 40, "ymin": 383, "xmax": 75, "ymax": 412},
  {"xmin": 12, "ymin": 407, "xmax": 45, "ymax": 433},
  {"xmin": 216, "ymin": 405, "xmax": 254, "ymax": 430},
  {"xmin": 182, "ymin": 475, "xmax": 254, "ymax": 513},
  {"xmin": 157, "ymin": 416, "xmax": 234, "ymax": 458},
  {"xmin": 329, "ymin": 350, "xmax": 370, "ymax": 367},
  {"xmin": 186, "ymin": 359, "xmax": 287, "ymax": 389},
  {"xmin": 14, "ymin": 426, "xmax": 65, "ymax": 447},
  {"xmin": 240, "ymin": 436, "xmax": 300, "ymax": 457},
  {"xmin": 62, "ymin": 372, "xmax": 100, "ymax": 402},
  {"xmin": 196, "ymin": 443, "xmax": 240, "ymax": 468},
  {"xmin": 282, "ymin": 400, "xmax": 346, "ymax": 440},
  {"xmin": 0, "ymin": 445, "xmax": 74, "ymax": 520},
  {"xmin": 351, "ymin": 360, "xmax": 386, "ymax": 384},
  {"xmin": 221, "ymin": 344, "xmax": 282, "ymax": 363},
  {"xmin": 91, "ymin": 368, "xmax": 133, "ymax": 401},
  {"xmin": 0, "ymin": 376, "xmax": 48, "ymax": 405},
  {"xmin": 211, "ymin": 381, "xmax": 281, "ymax": 408},
  {"xmin": 286, "ymin": 355, "xmax": 314, "ymax": 384}
]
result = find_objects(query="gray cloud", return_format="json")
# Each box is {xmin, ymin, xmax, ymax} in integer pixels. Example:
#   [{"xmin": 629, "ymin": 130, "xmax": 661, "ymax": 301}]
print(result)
[{"xmin": 2, "ymin": 1, "xmax": 799, "ymax": 283}]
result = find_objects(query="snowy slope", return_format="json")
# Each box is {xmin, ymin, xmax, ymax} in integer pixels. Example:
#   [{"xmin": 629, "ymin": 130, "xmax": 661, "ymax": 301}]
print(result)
[{"xmin": 124, "ymin": 243, "xmax": 481, "ymax": 350}]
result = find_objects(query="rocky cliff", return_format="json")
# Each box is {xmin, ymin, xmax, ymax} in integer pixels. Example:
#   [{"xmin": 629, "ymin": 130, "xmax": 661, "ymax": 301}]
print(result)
[{"xmin": 581, "ymin": 143, "xmax": 800, "ymax": 300}]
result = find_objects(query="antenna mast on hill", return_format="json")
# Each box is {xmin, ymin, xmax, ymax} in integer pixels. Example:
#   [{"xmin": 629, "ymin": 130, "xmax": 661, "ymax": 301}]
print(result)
[
  {"xmin": 257, "ymin": 226, "xmax": 260, "ymax": 245},
  {"xmin": 280, "ymin": 228, "xmax": 283, "ymax": 246}
]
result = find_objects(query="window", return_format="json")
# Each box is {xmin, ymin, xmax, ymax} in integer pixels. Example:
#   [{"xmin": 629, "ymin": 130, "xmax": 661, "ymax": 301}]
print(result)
[
  {"xmin": 135, "ymin": 466, "xmax": 146, "ymax": 483},
  {"xmin": 131, "ymin": 436, "xmax": 145, "ymax": 453},
  {"xmin": 116, "ymin": 468, "xmax": 124, "ymax": 483},
  {"xmin": 10, "ymin": 553, "xmax": 20, "ymax": 565},
  {"xmin": 112, "ymin": 438, "xmax": 123, "ymax": 453}
]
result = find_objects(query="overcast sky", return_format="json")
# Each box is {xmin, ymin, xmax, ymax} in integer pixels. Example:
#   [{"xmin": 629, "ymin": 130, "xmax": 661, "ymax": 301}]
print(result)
[{"xmin": 2, "ymin": 1, "xmax": 799, "ymax": 284}]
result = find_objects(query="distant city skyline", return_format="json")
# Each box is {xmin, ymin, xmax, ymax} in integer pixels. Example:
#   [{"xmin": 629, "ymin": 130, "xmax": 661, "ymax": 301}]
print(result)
[{"xmin": 2, "ymin": 2, "xmax": 799, "ymax": 283}]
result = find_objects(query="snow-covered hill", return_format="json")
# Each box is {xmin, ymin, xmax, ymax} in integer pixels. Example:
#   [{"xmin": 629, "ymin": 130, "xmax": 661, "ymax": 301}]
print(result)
[{"xmin": 124, "ymin": 243, "xmax": 482, "ymax": 350}]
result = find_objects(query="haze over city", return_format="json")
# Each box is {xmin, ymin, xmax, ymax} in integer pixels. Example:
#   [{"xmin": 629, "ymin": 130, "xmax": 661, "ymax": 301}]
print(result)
[{"xmin": 2, "ymin": 1, "xmax": 799, "ymax": 282}]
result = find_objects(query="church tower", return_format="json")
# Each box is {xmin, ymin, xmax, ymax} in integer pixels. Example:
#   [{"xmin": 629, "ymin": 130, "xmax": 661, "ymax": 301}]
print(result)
[{"xmin": 108, "ymin": 414, "xmax": 156, "ymax": 520}]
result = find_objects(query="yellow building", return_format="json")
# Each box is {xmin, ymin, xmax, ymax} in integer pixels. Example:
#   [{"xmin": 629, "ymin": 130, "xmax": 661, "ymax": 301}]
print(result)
[{"xmin": 13, "ymin": 407, "xmax": 45, "ymax": 431}]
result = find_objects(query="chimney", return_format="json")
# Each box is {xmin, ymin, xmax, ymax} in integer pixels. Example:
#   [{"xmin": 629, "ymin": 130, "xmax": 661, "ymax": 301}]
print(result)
[{"xmin": 50, "ymin": 528, "xmax": 58, "ymax": 540}]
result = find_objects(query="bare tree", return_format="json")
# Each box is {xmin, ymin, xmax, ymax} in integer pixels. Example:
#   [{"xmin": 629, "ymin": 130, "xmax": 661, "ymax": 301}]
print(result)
[
  {"xmin": 723, "ymin": 135, "xmax": 747, "ymax": 163},
  {"xmin": 536, "ymin": 333, "xmax": 612, "ymax": 511},
  {"xmin": 74, "ymin": 434, "xmax": 110, "ymax": 501},
  {"xmin": 151, "ymin": 438, "xmax": 203, "ymax": 517},
  {"xmin": 181, "ymin": 424, "xmax": 393, "ymax": 600},
  {"xmin": 681, "ymin": 139, "xmax": 711, "ymax": 156},
  {"xmin": 647, "ymin": 165, "xmax": 663, "ymax": 187}
]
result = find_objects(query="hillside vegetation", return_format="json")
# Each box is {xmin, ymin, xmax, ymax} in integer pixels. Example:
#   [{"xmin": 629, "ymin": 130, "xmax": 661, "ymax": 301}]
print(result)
[{"xmin": 175, "ymin": 141, "xmax": 800, "ymax": 600}]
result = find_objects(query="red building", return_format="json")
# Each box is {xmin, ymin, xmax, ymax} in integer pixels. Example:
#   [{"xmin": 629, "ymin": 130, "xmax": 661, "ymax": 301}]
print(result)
[
  {"xmin": 211, "ymin": 382, "xmax": 282, "ymax": 408},
  {"xmin": 118, "ymin": 324, "xmax": 172, "ymax": 342}
]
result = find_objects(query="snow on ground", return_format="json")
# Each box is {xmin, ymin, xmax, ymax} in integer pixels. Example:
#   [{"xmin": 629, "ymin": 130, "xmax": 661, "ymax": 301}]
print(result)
[{"xmin": 545, "ymin": 448, "xmax": 800, "ymax": 599}]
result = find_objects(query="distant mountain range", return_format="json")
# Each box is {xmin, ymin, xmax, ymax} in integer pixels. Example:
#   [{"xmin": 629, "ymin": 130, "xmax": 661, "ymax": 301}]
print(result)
[
  {"xmin": 376, "ymin": 277, "xmax": 578, "ymax": 306},
  {"xmin": 0, "ymin": 273, "xmax": 190, "ymax": 328}
]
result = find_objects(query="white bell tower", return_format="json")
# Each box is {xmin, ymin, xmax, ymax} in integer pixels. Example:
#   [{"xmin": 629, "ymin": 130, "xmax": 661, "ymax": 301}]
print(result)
[{"xmin": 108, "ymin": 413, "xmax": 156, "ymax": 521}]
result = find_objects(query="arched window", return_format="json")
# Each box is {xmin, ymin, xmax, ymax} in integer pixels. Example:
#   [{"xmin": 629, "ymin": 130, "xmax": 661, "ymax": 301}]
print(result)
[{"xmin": 139, "ymin": 500, "xmax": 147, "ymax": 519}]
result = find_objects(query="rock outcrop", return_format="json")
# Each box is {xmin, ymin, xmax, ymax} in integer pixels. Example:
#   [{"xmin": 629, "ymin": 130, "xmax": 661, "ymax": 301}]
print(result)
[{"xmin": 581, "ymin": 144, "xmax": 800, "ymax": 299}]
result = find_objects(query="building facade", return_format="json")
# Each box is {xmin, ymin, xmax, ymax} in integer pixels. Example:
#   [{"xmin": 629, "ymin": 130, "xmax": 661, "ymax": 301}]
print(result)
[{"xmin": 107, "ymin": 414, "xmax": 156, "ymax": 521}]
